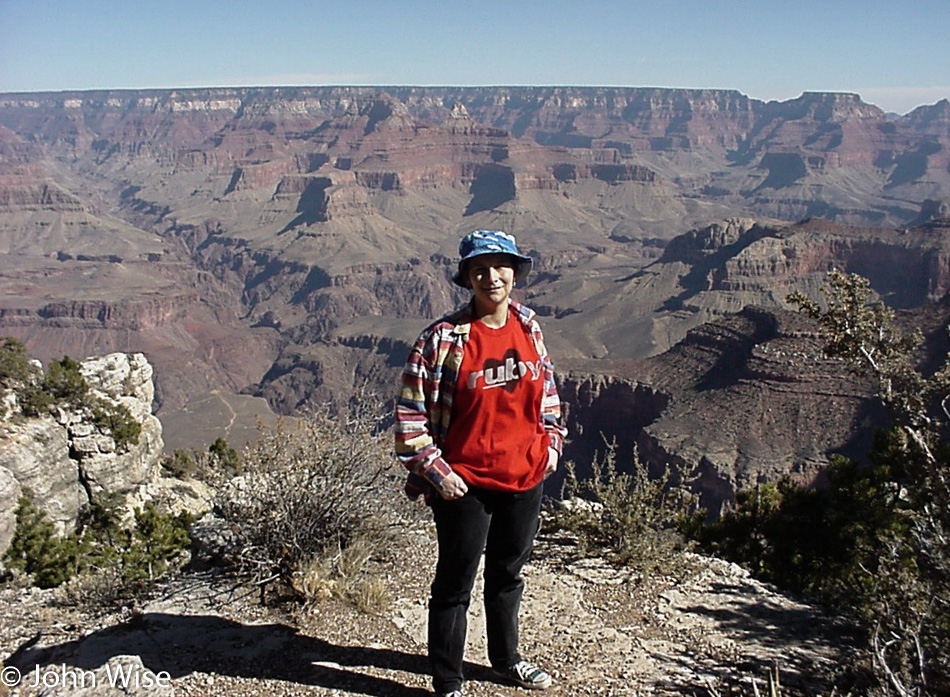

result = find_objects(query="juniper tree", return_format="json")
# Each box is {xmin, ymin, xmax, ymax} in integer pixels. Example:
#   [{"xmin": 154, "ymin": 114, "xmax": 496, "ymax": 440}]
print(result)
[{"xmin": 789, "ymin": 271, "xmax": 950, "ymax": 697}]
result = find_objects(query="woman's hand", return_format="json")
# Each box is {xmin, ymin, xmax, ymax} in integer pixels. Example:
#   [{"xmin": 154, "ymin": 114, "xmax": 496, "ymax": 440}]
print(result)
[
  {"xmin": 438, "ymin": 471, "xmax": 469, "ymax": 500},
  {"xmin": 544, "ymin": 447, "xmax": 559, "ymax": 478}
]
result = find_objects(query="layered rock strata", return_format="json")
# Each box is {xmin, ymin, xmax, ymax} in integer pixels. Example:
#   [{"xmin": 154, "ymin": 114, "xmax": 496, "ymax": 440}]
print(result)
[
  {"xmin": 558, "ymin": 306, "xmax": 883, "ymax": 514},
  {"xmin": 0, "ymin": 86, "xmax": 948, "ymax": 507}
]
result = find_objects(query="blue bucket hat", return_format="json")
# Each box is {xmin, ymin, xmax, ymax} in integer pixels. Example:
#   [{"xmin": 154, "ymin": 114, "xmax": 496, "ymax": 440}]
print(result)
[{"xmin": 452, "ymin": 230, "xmax": 533, "ymax": 288}]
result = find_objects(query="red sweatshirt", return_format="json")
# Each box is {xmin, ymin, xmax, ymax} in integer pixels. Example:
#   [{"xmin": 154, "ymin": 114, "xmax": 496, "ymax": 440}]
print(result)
[{"xmin": 440, "ymin": 315, "xmax": 550, "ymax": 491}]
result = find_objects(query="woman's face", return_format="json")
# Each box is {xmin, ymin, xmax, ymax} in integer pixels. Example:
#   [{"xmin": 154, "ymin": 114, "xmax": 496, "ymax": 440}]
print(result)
[{"xmin": 466, "ymin": 253, "xmax": 515, "ymax": 311}]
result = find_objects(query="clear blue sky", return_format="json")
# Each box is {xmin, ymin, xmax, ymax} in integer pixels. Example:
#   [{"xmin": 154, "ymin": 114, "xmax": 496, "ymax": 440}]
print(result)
[{"xmin": 1, "ymin": 0, "xmax": 948, "ymax": 114}]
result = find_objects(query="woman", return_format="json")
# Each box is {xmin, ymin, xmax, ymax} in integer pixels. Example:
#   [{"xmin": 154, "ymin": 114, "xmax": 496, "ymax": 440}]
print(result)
[{"xmin": 395, "ymin": 230, "xmax": 567, "ymax": 697}]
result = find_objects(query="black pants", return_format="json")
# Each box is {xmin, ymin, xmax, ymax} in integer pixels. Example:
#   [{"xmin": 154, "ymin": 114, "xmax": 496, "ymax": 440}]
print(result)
[{"xmin": 428, "ymin": 482, "xmax": 543, "ymax": 693}]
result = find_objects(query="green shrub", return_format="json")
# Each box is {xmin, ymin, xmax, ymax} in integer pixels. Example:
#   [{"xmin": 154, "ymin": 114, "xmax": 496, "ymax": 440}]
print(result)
[
  {"xmin": 117, "ymin": 503, "xmax": 193, "ymax": 584},
  {"xmin": 553, "ymin": 441, "xmax": 697, "ymax": 570},
  {"xmin": 162, "ymin": 448, "xmax": 198, "ymax": 478},
  {"xmin": 789, "ymin": 273, "xmax": 950, "ymax": 695},
  {"xmin": 208, "ymin": 436, "xmax": 241, "ymax": 472},
  {"xmin": 690, "ymin": 271, "xmax": 950, "ymax": 695},
  {"xmin": 161, "ymin": 438, "xmax": 241, "ymax": 480},
  {"xmin": 0, "ymin": 337, "xmax": 34, "ymax": 386},
  {"xmin": 43, "ymin": 355, "xmax": 89, "ymax": 403},
  {"xmin": 3, "ymin": 489, "xmax": 192, "ymax": 594},
  {"xmin": 6, "ymin": 346, "xmax": 145, "ymax": 451},
  {"xmin": 90, "ymin": 399, "xmax": 142, "ymax": 451},
  {"xmin": 688, "ymin": 444, "xmax": 912, "ymax": 614},
  {"xmin": 18, "ymin": 383, "xmax": 55, "ymax": 417},
  {"xmin": 18, "ymin": 355, "xmax": 89, "ymax": 417},
  {"xmin": 3, "ymin": 490, "xmax": 91, "ymax": 588}
]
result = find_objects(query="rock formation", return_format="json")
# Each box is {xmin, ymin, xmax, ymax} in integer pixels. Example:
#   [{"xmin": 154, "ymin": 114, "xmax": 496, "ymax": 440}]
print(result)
[
  {"xmin": 556, "ymin": 306, "xmax": 884, "ymax": 514},
  {"xmin": 0, "ymin": 352, "xmax": 197, "ymax": 558}
]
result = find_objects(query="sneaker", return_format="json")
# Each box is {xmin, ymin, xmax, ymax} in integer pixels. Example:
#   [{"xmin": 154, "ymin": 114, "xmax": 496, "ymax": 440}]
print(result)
[
  {"xmin": 436, "ymin": 691, "xmax": 462, "ymax": 697},
  {"xmin": 493, "ymin": 660, "xmax": 553, "ymax": 689}
]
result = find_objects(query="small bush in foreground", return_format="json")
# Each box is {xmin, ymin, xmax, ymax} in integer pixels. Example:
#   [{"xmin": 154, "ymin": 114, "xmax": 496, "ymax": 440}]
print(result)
[
  {"xmin": 292, "ymin": 535, "xmax": 390, "ymax": 613},
  {"xmin": 552, "ymin": 440, "xmax": 697, "ymax": 571},
  {"xmin": 3, "ymin": 491, "xmax": 86, "ymax": 588},
  {"xmin": 213, "ymin": 411, "xmax": 409, "ymax": 608}
]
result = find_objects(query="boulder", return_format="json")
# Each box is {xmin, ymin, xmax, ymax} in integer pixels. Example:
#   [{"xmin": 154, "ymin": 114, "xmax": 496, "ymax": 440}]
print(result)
[{"xmin": 72, "ymin": 353, "xmax": 165, "ymax": 497}]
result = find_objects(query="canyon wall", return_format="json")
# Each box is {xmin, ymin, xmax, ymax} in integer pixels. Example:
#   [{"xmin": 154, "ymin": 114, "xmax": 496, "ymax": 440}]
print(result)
[{"xmin": 0, "ymin": 86, "xmax": 948, "ymax": 509}]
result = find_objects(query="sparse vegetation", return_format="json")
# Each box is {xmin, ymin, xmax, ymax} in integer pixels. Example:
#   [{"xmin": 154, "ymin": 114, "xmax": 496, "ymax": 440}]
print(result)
[
  {"xmin": 161, "ymin": 447, "xmax": 200, "ymax": 479},
  {"xmin": 212, "ymin": 410, "xmax": 411, "ymax": 610},
  {"xmin": 161, "ymin": 436, "xmax": 241, "ymax": 480},
  {"xmin": 703, "ymin": 665, "xmax": 845, "ymax": 697},
  {"xmin": 552, "ymin": 440, "xmax": 698, "ymax": 571},
  {"xmin": 207, "ymin": 436, "xmax": 241, "ymax": 472},
  {"xmin": 89, "ymin": 399, "xmax": 142, "ymax": 450},
  {"xmin": 3, "ymin": 490, "xmax": 86, "ymax": 588},
  {"xmin": 3, "ymin": 489, "xmax": 192, "ymax": 596},
  {"xmin": 688, "ymin": 441, "xmax": 916, "ymax": 612},
  {"xmin": 2, "ymin": 342, "xmax": 143, "ymax": 452},
  {"xmin": 40, "ymin": 355, "xmax": 88, "ymax": 403},
  {"xmin": 0, "ymin": 336, "xmax": 35, "ymax": 387},
  {"xmin": 18, "ymin": 354, "xmax": 90, "ymax": 417}
]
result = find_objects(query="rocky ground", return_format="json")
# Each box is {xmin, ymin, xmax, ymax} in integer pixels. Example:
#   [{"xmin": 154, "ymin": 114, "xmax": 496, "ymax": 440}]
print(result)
[{"xmin": 0, "ymin": 522, "xmax": 863, "ymax": 697}]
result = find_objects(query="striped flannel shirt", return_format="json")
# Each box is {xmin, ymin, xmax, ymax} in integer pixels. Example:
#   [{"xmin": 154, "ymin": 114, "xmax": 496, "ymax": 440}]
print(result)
[{"xmin": 394, "ymin": 299, "xmax": 568, "ymax": 499}]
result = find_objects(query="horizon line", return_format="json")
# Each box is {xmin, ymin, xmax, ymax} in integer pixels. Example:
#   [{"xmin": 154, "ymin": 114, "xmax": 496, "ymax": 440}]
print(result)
[{"xmin": 2, "ymin": 84, "xmax": 946, "ymax": 115}]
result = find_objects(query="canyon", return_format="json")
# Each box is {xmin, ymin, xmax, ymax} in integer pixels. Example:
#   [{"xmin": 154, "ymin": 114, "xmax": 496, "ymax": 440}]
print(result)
[{"xmin": 1, "ymin": 86, "xmax": 949, "ymax": 510}]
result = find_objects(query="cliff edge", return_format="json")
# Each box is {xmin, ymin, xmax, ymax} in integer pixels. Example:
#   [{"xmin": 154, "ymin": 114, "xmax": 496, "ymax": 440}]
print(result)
[{"xmin": 0, "ymin": 352, "xmax": 203, "ymax": 558}]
